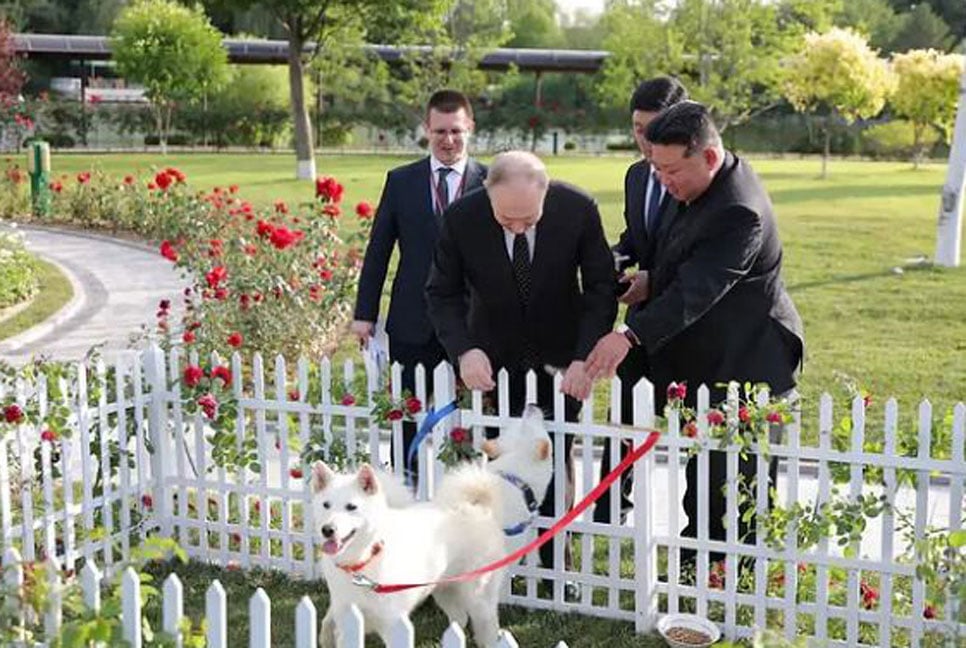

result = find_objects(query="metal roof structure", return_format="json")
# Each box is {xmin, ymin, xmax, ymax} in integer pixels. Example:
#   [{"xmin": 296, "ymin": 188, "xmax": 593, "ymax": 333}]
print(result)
[{"xmin": 13, "ymin": 33, "xmax": 609, "ymax": 74}]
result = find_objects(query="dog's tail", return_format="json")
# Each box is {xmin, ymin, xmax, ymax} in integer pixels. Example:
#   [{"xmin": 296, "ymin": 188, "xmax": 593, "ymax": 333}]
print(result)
[{"xmin": 435, "ymin": 463, "xmax": 503, "ymax": 519}]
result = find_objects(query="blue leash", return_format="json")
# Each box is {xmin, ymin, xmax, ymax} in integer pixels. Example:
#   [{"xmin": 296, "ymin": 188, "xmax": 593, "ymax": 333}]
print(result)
[{"xmin": 405, "ymin": 399, "xmax": 458, "ymax": 487}]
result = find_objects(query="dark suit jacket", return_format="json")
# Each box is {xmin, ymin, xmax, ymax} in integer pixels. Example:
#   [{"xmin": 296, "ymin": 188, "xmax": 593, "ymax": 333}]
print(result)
[
  {"xmin": 627, "ymin": 152, "xmax": 804, "ymax": 404},
  {"xmin": 354, "ymin": 157, "xmax": 487, "ymax": 345},
  {"xmin": 426, "ymin": 181, "xmax": 617, "ymax": 372},
  {"xmin": 613, "ymin": 159, "xmax": 676, "ymax": 275}
]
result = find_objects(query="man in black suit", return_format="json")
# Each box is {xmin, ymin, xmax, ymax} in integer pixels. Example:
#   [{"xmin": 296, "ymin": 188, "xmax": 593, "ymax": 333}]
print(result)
[
  {"xmin": 426, "ymin": 151, "xmax": 616, "ymax": 570},
  {"xmin": 352, "ymin": 90, "xmax": 487, "ymax": 482},
  {"xmin": 594, "ymin": 76, "xmax": 688, "ymax": 525},
  {"xmin": 585, "ymin": 102, "xmax": 804, "ymax": 562}
]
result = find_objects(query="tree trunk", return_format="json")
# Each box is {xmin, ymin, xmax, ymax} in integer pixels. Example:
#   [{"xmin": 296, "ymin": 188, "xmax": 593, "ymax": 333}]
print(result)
[
  {"xmin": 821, "ymin": 120, "xmax": 830, "ymax": 180},
  {"xmin": 154, "ymin": 104, "xmax": 166, "ymax": 156},
  {"xmin": 287, "ymin": 27, "xmax": 316, "ymax": 181},
  {"xmin": 912, "ymin": 123, "xmax": 923, "ymax": 171}
]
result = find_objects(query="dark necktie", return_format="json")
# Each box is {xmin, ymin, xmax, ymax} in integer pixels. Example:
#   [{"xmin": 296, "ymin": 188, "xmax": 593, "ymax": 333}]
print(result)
[
  {"xmin": 646, "ymin": 172, "xmax": 663, "ymax": 236},
  {"xmin": 436, "ymin": 167, "xmax": 452, "ymax": 217},
  {"xmin": 511, "ymin": 233, "xmax": 537, "ymax": 369}
]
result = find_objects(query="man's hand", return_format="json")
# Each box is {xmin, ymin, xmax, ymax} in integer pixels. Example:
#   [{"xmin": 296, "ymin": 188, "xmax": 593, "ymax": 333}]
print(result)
[
  {"xmin": 350, "ymin": 320, "xmax": 374, "ymax": 348},
  {"xmin": 560, "ymin": 360, "xmax": 593, "ymax": 400},
  {"xmin": 459, "ymin": 348, "xmax": 495, "ymax": 391},
  {"xmin": 584, "ymin": 332, "xmax": 632, "ymax": 381},
  {"xmin": 618, "ymin": 271, "xmax": 650, "ymax": 305}
]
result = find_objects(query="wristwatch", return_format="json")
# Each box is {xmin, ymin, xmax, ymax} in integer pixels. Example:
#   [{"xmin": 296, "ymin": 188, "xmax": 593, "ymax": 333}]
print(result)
[{"xmin": 616, "ymin": 324, "xmax": 640, "ymax": 346}]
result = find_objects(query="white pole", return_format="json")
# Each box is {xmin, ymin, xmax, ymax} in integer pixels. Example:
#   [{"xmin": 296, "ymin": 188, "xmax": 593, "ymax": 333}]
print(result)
[{"xmin": 935, "ymin": 57, "xmax": 966, "ymax": 267}]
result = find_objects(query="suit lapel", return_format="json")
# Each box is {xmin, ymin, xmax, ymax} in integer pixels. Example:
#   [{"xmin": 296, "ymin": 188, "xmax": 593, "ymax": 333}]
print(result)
[
  {"xmin": 413, "ymin": 157, "xmax": 434, "ymax": 224},
  {"xmin": 628, "ymin": 162, "xmax": 647, "ymax": 253}
]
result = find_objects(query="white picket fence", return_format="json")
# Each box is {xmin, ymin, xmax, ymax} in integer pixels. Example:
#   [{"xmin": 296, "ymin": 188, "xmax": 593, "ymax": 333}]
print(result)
[
  {"xmin": 0, "ymin": 345, "xmax": 963, "ymax": 647},
  {"xmin": 0, "ymin": 547, "xmax": 557, "ymax": 648}
]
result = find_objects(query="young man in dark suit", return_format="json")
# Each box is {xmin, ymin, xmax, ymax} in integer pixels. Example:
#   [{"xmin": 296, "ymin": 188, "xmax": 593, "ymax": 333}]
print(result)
[
  {"xmin": 426, "ymin": 151, "xmax": 616, "ymax": 572},
  {"xmin": 352, "ymin": 90, "xmax": 487, "ymax": 482},
  {"xmin": 584, "ymin": 101, "xmax": 804, "ymax": 563},
  {"xmin": 594, "ymin": 76, "xmax": 688, "ymax": 525}
]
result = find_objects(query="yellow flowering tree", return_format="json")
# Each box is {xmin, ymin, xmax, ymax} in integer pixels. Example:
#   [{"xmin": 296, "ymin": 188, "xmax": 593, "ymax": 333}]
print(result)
[
  {"xmin": 891, "ymin": 49, "xmax": 965, "ymax": 169},
  {"xmin": 785, "ymin": 27, "xmax": 895, "ymax": 178}
]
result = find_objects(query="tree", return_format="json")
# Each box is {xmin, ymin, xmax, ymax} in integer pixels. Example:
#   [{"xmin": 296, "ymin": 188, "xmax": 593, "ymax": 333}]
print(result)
[
  {"xmin": 889, "ymin": 3, "xmax": 955, "ymax": 53},
  {"xmin": 111, "ymin": 0, "xmax": 228, "ymax": 154},
  {"xmin": 505, "ymin": 0, "xmax": 564, "ymax": 49},
  {"xmin": 785, "ymin": 27, "xmax": 894, "ymax": 178},
  {"xmin": 890, "ymin": 49, "xmax": 964, "ymax": 168},
  {"xmin": 835, "ymin": 0, "xmax": 905, "ymax": 52},
  {"xmin": 0, "ymin": 17, "xmax": 25, "ymax": 98}
]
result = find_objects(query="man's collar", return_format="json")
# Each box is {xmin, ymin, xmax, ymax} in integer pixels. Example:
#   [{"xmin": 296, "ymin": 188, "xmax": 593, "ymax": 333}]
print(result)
[{"xmin": 430, "ymin": 155, "xmax": 468, "ymax": 176}]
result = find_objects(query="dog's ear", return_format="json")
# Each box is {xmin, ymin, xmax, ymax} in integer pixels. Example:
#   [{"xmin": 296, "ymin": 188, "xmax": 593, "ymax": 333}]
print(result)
[
  {"xmin": 535, "ymin": 439, "xmax": 551, "ymax": 461},
  {"xmin": 311, "ymin": 461, "xmax": 334, "ymax": 494},
  {"xmin": 481, "ymin": 439, "xmax": 500, "ymax": 459},
  {"xmin": 357, "ymin": 463, "xmax": 380, "ymax": 495}
]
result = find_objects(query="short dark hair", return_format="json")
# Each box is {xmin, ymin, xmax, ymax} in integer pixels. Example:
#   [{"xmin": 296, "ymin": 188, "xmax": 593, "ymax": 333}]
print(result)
[
  {"xmin": 644, "ymin": 101, "xmax": 720, "ymax": 156},
  {"xmin": 427, "ymin": 89, "xmax": 474, "ymax": 120},
  {"xmin": 629, "ymin": 76, "xmax": 688, "ymax": 114}
]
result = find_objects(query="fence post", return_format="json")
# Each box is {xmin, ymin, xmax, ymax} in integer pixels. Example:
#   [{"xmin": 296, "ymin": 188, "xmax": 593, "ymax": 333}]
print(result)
[
  {"xmin": 440, "ymin": 622, "xmax": 466, "ymax": 648},
  {"xmin": 121, "ymin": 566, "xmax": 142, "ymax": 648},
  {"xmin": 295, "ymin": 596, "xmax": 317, "ymax": 648},
  {"xmin": 432, "ymin": 361, "xmax": 457, "ymax": 493},
  {"xmin": 2, "ymin": 547, "xmax": 24, "ymax": 642},
  {"xmin": 206, "ymin": 579, "xmax": 227, "ymax": 648},
  {"xmin": 143, "ymin": 344, "xmax": 173, "ymax": 538},
  {"xmin": 45, "ymin": 556, "xmax": 63, "ymax": 640},
  {"xmin": 340, "ymin": 605, "xmax": 364, "ymax": 648},
  {"xmin": 250, "ymin": 587, "xmax": 271, "ymax": 648},
  {"xmin": 632, "ymin": 377, "xmax": 658, "ymax": 633},
  {"xmin": 389, "ymin": 616, "xmax": 414, "ymax": 647},
  {"xmin": 162, "ymin": 573, "xmax": 184, "ymax": 647},
  {"xmin": 80, "ymin": 559, "xmax": 102, "ymax": 613},
  {"xmin": 495, "ymin": 630, "xmax": 520, "ymax": 647}
]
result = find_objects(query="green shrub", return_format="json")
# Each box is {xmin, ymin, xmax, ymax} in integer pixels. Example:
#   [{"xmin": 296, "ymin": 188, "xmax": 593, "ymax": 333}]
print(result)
[
  {"xmin": 862, "ymin": 119, "xmax": 941, "ymax": 160},
  {"xmin": 0, "ymin": 229, "xmax": 38, "ymax": 309}
]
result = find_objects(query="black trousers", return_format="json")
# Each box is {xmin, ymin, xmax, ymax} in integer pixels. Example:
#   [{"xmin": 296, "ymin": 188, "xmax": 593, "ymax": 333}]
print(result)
[
  {"xmin": 593, "ymin": 344, "xmax": 649, "ymax": 524},
  {"xmin": 486, "ymin": 368, "xmax": 579, "ymax": 570},
  {"xmin": 388, "ymin": 337, "xmax": 448, "ymax": 485}
]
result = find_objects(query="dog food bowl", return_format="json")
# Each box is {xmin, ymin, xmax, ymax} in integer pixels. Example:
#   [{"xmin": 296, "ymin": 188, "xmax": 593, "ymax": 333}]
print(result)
[{"xmin": 657, "ymin": 613, "xmax": 721, "ymax": 647}]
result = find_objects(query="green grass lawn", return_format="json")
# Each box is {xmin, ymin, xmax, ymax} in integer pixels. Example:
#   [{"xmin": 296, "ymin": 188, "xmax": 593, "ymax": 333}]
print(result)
[
  {"xmin": 0, "ymin": 258, "xmax": 74, "ymax": 341},
  {"xmin": 49, "ymin": 151, "xmax": 966, "ymax": 432}
]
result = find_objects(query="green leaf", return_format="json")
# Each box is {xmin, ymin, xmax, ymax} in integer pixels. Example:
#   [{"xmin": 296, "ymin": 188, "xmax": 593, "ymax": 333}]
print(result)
[{"xmin": 949, "ymin": 529, "xmax": 966, "ymax": 548}]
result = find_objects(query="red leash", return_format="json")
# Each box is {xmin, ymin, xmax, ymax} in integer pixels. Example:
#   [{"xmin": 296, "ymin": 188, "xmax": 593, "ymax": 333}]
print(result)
[{"xmin": 352, "ymin": 429, "xmax": 662, "ymax": 594}]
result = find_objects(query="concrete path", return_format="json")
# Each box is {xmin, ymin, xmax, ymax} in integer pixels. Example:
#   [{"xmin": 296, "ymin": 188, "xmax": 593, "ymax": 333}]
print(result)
[{"xmin": 0, "ymin": 225, "xmax": 187, "ymax": 365}]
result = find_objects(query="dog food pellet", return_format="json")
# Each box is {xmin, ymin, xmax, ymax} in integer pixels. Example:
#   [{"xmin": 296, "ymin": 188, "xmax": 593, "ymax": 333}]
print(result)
[{"xmin": 666, "ymin": 627, "xmax": 711, "ymax": 645}]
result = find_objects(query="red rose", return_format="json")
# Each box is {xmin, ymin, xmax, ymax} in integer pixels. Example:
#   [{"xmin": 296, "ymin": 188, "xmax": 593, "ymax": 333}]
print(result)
[
  {"xmin": 322, "ymin": 204, "xmax": 342, "ymax": 217},
  {"xmin": 766, "ymin": 411, "xmax": 783, "ymax": 424},
  {"xmin": 860, "ymin": 582, "xmax": 879, "ymax": 609},
  {"xmin": 165, "ymin": 167, "xmax": 186, "ymax": 183},
  {"xmin": 923, "ymin": 605, "xmax": 936, "ymax": 619},
  {"xmin": 256, "ymin": 220, "xmax": 275, "ymax": 238},
  {"xmin": 198, "ymin": 393, "xmax": 218, "ymax": 419},
  {"xmin": 211, "ymin": 365, "xmax": 232, "ymax": 387},
  {"xmin": 355, "ymin": 201, "xmax": 374, "ymax": 218},
  {"xmin": 386, "ymin": 409, "xmax": 404, "ymax": 421},
  {"xmin": 269, "ymin": 225, "xmax": 302, "ymax": 250},
  {"xmin": 182, "ymin": 331, "xmax": 196, "ymax": 344},
  {"xmin": 3, "ymin": 404, "xmax": 24, "ymax": 424},
  {"xmin": 227, "ymin": 332, "xmax": 243, "ymax": 348},
  {"xmin": 274, "ymin": 200, "xmax": 288, "ymax": 214},
  {"xmin": 141, "ymin": 494, "xmax": 153, "ymax": 509},
  {"xmin": 229, "ymin": 184, "xmax": 239, "ymax": 194},
  {"xmin": 160, "ymin": 240, "xmax": 179, "ymax": 262},
  {"xmin": 666, "ymin": 381, "xmax": 687, "ymax": 401},
  {"xmin": 290, "ymin": 467, "xmax": 304, "ymax": 479},
  {"xmin": 154, "ymin": 171, "xmax": 173, "ymax": 190},
  {"xmin": 405, "ymin": 396, "xmax": 422, "ymax": 414},
  {"xmin": 48, "ymin": 181, "xmax": 63, "ymax": 193},
  {"xmin": 40, "ymin": 429, "xmax": 57, "ymax": 443},
  {"xmin": 77, "ymin": 171, "xmax": 91, "ymax": 184},
  {"xmin": 683, "ymin": 421, "xmax": 698, "ymax": 438},
  {"xmin": 863, "ymin": 394, "xmax": 872, "ymax": 408},
  {"xmin": 205, "ymin": 266, "xmax": 227, "ymax": 289},
  {"xmin": 315, "ymin": 176, "xmax": 344, "ymax": 203},
  {"xmin": 738, "ymin": 406, "xmax": 750, "ymax": 423},
  {"xmin": 147, "ymin": 181, "xmax": 158, "ymax": 190},
  {"xmin": 706, "ymin": 410, "xmax": 725, "ymax": 426},
  {"xmin": 288, "ymin": 389, "xmax": 300, "ymax": 401},
  {"xmin": 244, "ymin": 244, "xmax": 257, "ymax": 257},
  {"xmin": 449, "ymin": 427, "xmax": 469, "ymax": 444},
  {"xmin": 183, "ymin": 365, "xmax": 204, "ymax": 388},
  {"xmin": 341, "ymin": 394, "xmax": 356, "ymax": 406},
  {"xmin": 123, "ymin": 175, "xmax": 135, "ymax": 185},
  {"xmin": 319, "ymin": 269, "xmax": 334, "ymax": 282}
]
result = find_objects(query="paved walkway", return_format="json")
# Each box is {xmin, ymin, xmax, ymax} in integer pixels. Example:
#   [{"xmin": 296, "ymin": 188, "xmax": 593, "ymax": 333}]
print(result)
[{"xmin": 0, "ymin": 225, "xmax": 187, "ymax": 365}]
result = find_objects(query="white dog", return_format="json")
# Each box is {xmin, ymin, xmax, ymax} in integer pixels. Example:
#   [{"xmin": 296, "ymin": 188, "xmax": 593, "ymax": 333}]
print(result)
[{"xmin": 311, "ymin": 405, "xmax": 552, "ymax": 647}]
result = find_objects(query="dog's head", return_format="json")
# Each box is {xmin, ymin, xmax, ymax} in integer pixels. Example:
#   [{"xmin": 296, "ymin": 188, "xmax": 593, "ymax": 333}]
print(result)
[
  {"xmin": 310, "ymin": 461, "xmax": 385, "ymax": 557},
  {"xmin": 480, "ymin": 404, "xmax": 552, "ymax": 490}
]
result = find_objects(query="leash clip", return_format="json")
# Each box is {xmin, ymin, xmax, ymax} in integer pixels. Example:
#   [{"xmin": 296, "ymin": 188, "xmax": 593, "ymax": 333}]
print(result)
[{"xmin": 351, "ymin": 573, "xmax": 377, "ymax": 590}]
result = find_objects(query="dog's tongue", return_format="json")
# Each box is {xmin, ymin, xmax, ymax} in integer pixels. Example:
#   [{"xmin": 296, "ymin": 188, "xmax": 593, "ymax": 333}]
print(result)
[{"xmin": 322, "ymin": 539, "xmax": 340, "ymax": 555}]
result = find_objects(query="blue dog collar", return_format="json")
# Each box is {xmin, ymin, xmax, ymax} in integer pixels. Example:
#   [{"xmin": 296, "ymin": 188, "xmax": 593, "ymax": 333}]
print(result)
[{"xmin": 498, "ymin": 471, "xmax": 539, "ymax": 537}]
